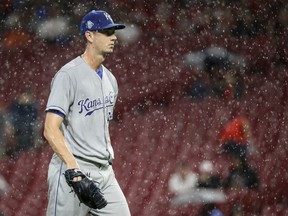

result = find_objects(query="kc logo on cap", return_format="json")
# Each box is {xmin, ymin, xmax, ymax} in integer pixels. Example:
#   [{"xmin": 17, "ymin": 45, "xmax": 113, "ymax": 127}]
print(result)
[
  {"xmin": 103, "ymin": 12, "xmax": 113, "ymax": 22},
  {"xmin": 80, "ymin": 10, "xmax": 125, "ymax": 35}
]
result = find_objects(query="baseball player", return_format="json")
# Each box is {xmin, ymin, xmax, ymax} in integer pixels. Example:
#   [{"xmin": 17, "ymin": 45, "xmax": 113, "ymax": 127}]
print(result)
[{"xmin": 44, "ymin": 10, "xmax": 131, "ymax": 216}]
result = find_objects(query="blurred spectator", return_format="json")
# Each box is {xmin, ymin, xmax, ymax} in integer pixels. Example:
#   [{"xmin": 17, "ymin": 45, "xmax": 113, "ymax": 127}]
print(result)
[
  {"xmin": 198, "ymin": 203, "xmax": 224, "ymax": 216},
  {"xmin": 7, "ymin": 88, "xmax": 39, "ymax": 156},
  {"xmin": 196, "ymin": 161, "xmax": 223, "ymax": 216},
  {"xmin": 35, "ymin": 3, "xmax": 71, "ymax": 43},
  {"xmin": 189, "ymin": 68, "xmax": 245, "ymax": 101},
  {"xmin": 189, "ymin": 72, "xmax": 211, "ymax": 100},
  {"xmin": 2, "ymin": 10, "xmax": 33, "ymax": 48},
  {"xmin": 223, "ymin": 154, "xmax": 259, "ymax": 190},
  {"xmin": 208, "ymin": 68, "xmax": 227, "ymax": 99},
  {"xmin": 203, "ymin": 47, "xmax": 231, "ymax": 74},
  {"xmin": 184, "ymin": 46, "xmax": 247, "ymax": 100},
  {"xmin": 184, "ymin": 47, "xmax": 247, "ymax": 72},
  {"xmin": 197, "ymin": 160, "xmax": 221, "ymax": 189},
  {"xmin": 168, "ymin": 161, "xmax": 198, "ymax": 195},
  {"xmin": 116, "ymin": 23, "xmax": 141, "ymax": 44},
  {"xmin": 223, "ymin": 70, "xmax": 245, "ymax": 100},
  {"xmin": 218, "ymin": 115, "xmax": 255, "ymax": 159}
]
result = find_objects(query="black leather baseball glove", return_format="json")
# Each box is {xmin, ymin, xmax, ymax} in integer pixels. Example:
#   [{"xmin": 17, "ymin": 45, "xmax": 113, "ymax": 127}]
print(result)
[{"xmin": 64, "ymin": 169, "xmax": 108, "ymax": 209}]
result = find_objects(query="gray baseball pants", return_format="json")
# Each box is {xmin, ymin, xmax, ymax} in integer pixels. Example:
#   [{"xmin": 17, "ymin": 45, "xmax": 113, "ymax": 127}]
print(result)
[{"xmin": 46, "ymin": 154, "xmax": 130, "ymax": 216}]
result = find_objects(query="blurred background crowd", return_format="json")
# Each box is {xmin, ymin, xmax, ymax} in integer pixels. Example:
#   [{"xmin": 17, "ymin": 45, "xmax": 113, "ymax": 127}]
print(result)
[
  {"xmin": 1, "ymin": 0, "xmax": 288, "ymax": 48},
  {"xmin": 0, "ymin": 0, "xmax": 287, "ymax": 215}
]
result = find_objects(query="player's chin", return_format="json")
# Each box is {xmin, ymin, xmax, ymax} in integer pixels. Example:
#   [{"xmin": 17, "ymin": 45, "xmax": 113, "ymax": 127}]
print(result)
[{"xmin": 105, "ymin": 48, "xmax": 114, "ymax": 54}]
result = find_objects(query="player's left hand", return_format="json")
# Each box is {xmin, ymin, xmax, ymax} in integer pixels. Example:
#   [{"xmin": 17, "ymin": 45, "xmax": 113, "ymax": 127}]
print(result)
[{"xmin": 64, "ymin": 169, "xmax": 108, "ymax": 209}]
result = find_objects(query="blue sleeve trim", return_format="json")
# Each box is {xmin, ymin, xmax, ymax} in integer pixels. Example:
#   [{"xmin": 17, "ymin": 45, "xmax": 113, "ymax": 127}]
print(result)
[
  {"xmin": 46, "ymin": 106, "xmax": 66, "ymax": 115},
  {"xmin": 47, "ymin": 109, "xmax": 65, "ymax": 118}
]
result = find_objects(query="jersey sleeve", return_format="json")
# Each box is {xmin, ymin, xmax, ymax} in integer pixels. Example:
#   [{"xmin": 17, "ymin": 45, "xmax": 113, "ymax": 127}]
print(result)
[{"xmin": 45, "ymin": 71, "xmax": 74, "ymax": 116}]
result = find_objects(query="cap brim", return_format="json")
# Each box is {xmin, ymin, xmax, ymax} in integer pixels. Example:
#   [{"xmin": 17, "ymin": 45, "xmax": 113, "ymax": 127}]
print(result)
[
  {"xmin": 80, "ymin": 23, "xmax": 126, "ymax": 35},
  {"xmin": 103, "ymin": 23, "xmax": 126, "ymax": 30}
]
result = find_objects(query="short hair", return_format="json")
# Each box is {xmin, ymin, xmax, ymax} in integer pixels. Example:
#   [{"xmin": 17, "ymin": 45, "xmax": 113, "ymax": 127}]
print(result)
[{"xmin": 83, "ymin": 35, "xmax": 88, "ymax": 43}]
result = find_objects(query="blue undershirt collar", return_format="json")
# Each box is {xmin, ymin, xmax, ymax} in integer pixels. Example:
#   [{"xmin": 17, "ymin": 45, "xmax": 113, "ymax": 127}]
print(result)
[
  {"xmin": 97, "ymin": 66, "xmax": 103, "ymax": 79},
  {"xmin": 80, "ymin": 55, "xmax": 103, "ymax": 79}
]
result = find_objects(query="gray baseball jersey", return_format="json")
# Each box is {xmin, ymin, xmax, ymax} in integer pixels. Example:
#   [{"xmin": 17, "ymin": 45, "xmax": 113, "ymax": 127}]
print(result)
[{"xmin": 46, "ymin": 56, "xmax": 118, "ymax": 165}]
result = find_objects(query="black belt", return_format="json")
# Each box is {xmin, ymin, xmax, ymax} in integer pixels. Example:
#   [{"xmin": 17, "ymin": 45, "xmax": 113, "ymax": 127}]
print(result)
[{"xmin": 73, "ymin": 155, "xmax": 111, "ymax": 168}]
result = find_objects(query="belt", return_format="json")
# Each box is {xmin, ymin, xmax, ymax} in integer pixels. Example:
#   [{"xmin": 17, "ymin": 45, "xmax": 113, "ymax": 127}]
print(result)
[{"xmin": 73, "ymin": 155, "xmax": 111, "ymax": 168}]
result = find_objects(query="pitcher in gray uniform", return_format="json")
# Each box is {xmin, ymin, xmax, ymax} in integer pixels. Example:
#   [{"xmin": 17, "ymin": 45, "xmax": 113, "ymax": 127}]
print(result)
[{"xmin": 44, "ymin": 10, "xmax": 131, "ymax": 216}]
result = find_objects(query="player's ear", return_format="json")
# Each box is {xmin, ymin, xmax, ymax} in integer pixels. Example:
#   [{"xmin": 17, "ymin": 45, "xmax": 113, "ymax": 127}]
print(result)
[{"xmin": 84, "ymin": 31, "xmax": 94, "ymax": 43}]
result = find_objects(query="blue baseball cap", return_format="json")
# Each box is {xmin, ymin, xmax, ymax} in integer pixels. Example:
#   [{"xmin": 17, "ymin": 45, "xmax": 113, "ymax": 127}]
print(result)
[{"xmin": 80, "ymin": 10, "xmax": 125, "ymax": 35}]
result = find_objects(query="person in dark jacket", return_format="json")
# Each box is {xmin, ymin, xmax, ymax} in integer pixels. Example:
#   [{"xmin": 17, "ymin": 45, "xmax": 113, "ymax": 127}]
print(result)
[{"xmin": 223, "ymin": 155, "xmax": 259, "ymax": 189}]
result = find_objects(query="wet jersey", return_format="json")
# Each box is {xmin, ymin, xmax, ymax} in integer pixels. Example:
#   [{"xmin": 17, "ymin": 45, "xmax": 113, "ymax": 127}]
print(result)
[{"xmin": 46, "ymin": 56, "xmax": 118, "ymax": 165}]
